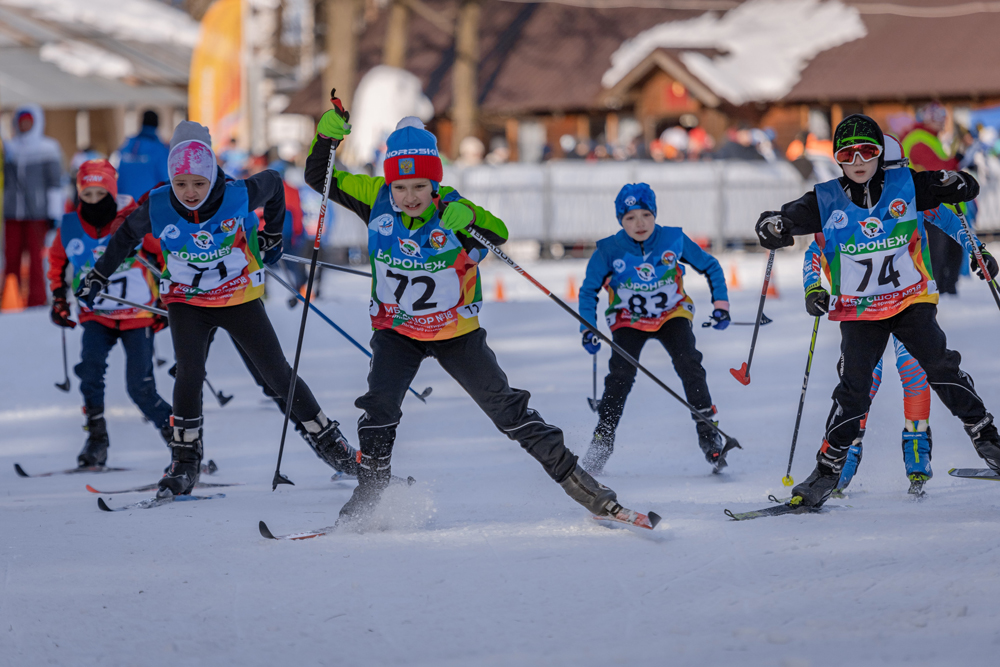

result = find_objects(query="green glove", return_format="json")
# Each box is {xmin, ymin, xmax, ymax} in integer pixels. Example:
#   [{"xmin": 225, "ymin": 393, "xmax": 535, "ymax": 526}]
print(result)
[
  {"xmin": 317, "ymin": 108, "xmax": 351, "ymax": 141},
  {"xmin": 440, "ymin": 203, "xmax": 475, "ymax": 231}
]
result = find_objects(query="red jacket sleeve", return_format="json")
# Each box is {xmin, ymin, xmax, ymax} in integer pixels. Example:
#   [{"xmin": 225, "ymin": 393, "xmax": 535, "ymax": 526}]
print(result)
[
  {"xmin": 47, "ymin": 230, "xmax": 69, "ymax": 296},
  {"xmin": 908, "ymin": 143, "xmax": 959, "ymax": 172}
]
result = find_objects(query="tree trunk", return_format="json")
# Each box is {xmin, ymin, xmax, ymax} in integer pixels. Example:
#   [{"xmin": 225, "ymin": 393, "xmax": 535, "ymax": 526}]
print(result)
[
  {"xmin": 451, "ymin": 0, "xmax": 481, "ymax": 158},
  {"xmin": 324, "ymin": 0, "xmax": 362, "ymax": 109},
  {"xmin": 383, "ymin": 1, "xmax": 410, "ymax": 68}
]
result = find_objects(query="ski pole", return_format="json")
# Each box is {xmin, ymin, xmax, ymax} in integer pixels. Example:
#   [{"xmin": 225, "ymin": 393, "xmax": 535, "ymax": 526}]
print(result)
[
  {"xmin": 730, "ymin": 249, "xmax": 775, "ymax": 385},
  {"xmin": 204, "ymin": 376, "xmax": 233, "ymax": 407},
  {"xmin": 263, "ymin": 265, "xmax": 432, "ymax": 402},
  {"xmin": 956, "ymin": 209, "xmax": 1000, "ymax": 312},
  {"xmin": 702, "ymin": 313, "xmax": 773, "ymax": 328},
  {"xmin": 465, "ymin": 226, "xmax": 740, "ymax": 454},
  {"xmin": 55, "ymin": 329, "xmax": 71, "ymax": 392},
  {"xmin": 281, "ymin": 253, "xmax": 372, "ymax": 278},
  {"xmin": 783, "ymin": 315, "xmax": 820, "ymax": 487},
  {"xmin": 271, "ymin": 89, "xmax": 347, "ymax": 491},
  {"xmin": 95, "ymin": 292, "xmax": 168, "ymax": 316},
  {"xmin": 587, "ymin": 354, "xmax": 601, "ymax": 412}
]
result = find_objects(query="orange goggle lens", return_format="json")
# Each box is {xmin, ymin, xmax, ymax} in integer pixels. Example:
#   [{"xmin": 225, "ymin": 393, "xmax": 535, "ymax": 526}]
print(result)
[{"xmin": 835, "ymin": 143, "xmax": 883, "ymax": 164}]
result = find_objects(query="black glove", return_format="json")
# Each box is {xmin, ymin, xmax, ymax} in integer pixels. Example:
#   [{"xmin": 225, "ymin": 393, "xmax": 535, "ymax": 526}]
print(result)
[
  {"xmin": 755, "ymin": 212, "xmax": 794, "ymax": 250},
  {"xmin": 50, "ymin": 288, "xmax": 76, "ymax": 328},
  {"xmin": 74, "ymin": 269, "xmax": 109, "ymax": 309},
  {"xmin": 260, "ymin": 230, "xmax": 283, "ymax": 266},
  {"xmin": 805, "ymin": 284, "xmax": 830, "ymax": 316},
  {"xmin": 708, "ymin": 308, "xmax": 730, "ymax": 330},
  {"xmin": 581, "ymin": 331, "xmax": 601, "ymax": 355},
  {"xmin": 971, "ymin": 246, "xmax": 999, "ymax": 281},
  {"xmin": 931, "ymin": 170, "xmax": 979, "ymax": 204}
]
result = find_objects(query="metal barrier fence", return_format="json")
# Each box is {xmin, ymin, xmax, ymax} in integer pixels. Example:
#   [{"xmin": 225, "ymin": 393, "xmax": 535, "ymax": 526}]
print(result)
[{"xmin": 323, "ymin": 161, "xmax": 1000, "ymax": 248}]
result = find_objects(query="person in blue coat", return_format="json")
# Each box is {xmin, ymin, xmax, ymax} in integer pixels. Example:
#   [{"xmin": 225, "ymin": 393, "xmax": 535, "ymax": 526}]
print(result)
[
  {"xmin": 578, "ymin": 183, "xmax": 730, "ymax": 474},
  {"xmin": 115, "ymin": 111, "xmax": 170, "ymax": 201}
]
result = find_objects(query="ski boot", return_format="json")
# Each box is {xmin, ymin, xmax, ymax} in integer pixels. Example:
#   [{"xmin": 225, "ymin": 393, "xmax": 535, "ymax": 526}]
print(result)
[
  {"xmin": 559, "ymin": 463, "xmax": 618, "ymax": 516},
  {"xmin": 302, "ymin": 413, "xmax": 359, "ymax": 477},
  {"xmin": 902, "ymin": 420, "xmax": 932, "ymax": 495},
  {"xmin": 791, "ymin": 440, "xmax": 846, "ymax": 507},
  {"xmin": 338, "ymin": 451, "xmax": 392, "ymax": 523},
  {"xmin": 964, "ymin": 413, "xmax": 1000, "ymax": 473},
  {"xmin": 696, "ymin": 407, "xmax": 726, "ymax": 472},
  {"xmin": 78, "ymin": 411, "xmax": 109, "ymax": 468},
  {"xmin": 158, "ymin": 416, "xmax": 203, "ymax": 498},
  {"xmin": 833, "ymin": 440, "xmax": 863, "ymax": 497},
  {"xmin": 580, "ymin": 422, "xmax": 615, "ymax": 475}
]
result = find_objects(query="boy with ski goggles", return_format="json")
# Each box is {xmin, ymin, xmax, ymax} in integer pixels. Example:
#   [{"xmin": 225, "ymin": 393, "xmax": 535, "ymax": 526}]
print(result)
[
  {"xmin": 834, "ymin": 143, "xmax": 882, "ymax": 164},
  {"xmin": 755, "ymin": 113, "xmax": 998, "ymax": 508}
]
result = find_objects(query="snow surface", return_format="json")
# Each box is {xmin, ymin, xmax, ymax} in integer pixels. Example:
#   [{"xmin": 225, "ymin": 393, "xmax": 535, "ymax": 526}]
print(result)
[
  {"xmin": 0, "ymin": 0, "xmax": 201, "ymax": 47},
  {"xmin": 4, "ymin": 251, "xmax": 1000, "ymax": 666},
  {"xmin": 602, "ymin": 0, "xmax": 866, "ymax": 104}
]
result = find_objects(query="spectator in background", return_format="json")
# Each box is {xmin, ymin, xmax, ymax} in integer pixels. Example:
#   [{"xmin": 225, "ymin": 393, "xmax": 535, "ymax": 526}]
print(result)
[
  {"xmin": 903, "ymin": 102, "xmax": 968, "ymax": 295},
  {"xmin": 115, "ymin": 110, "xmax": 169, "ymax": 201},
  {"xmin": 456, "ymin": 136, "xmax": 486, "ymax": 167},
  {"xmin": 485, "ymin": 137, "xmax": 510, "ymax": 165},
  {"xmin": 2, "ymin": 105, "xmax": 63, "ymax": 307},
  {"xmin": 714, "ymin": 125, "xmax": 765, "ymax": 160}
]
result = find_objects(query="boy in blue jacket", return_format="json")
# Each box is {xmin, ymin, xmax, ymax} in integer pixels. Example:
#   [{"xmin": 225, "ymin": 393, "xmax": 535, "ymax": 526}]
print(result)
[{"xmin": 579, "ymin": 183, "xmax": 730, "ymax": 474}]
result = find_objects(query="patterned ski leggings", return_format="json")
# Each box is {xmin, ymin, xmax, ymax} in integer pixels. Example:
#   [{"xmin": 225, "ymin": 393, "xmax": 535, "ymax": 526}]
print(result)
[{"xmin": 859, "ymin": 336, "xmax": 931, "ymax": 430}]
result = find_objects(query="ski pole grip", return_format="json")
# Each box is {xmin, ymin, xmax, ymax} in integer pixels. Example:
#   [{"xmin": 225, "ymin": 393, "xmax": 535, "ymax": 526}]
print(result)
[{"xmin": 329, "ymin": 88, "xmax": 349, "ymax": 121}]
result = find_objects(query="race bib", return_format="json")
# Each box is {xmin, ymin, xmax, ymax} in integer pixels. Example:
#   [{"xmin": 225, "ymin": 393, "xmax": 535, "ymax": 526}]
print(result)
[
  {"xmin": 164, "ymin": 250, "xmax": 248, "ymax": 292},
  {"xmin": 614, "ymin": 281, "xmax": 682, "ymax": 318},
  {"xmin": 91, "ymin": 266, "xmax": 152, "ymax": 311},
  {"xmin": 839, "ymin": 246, "xmax": 921, "ymax": 298},
  {"xmin": 374, "ymin": 262, "xmax": 460, "ymax": 316}
]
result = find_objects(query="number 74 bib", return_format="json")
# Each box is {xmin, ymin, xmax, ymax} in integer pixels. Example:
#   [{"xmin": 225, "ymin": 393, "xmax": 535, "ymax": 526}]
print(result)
[{"xmin": 839, "ymin": 245, "xmax": 921, "ymax": 298}]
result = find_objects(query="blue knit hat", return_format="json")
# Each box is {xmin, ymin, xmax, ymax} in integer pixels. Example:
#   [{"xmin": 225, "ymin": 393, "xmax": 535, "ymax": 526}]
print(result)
[
  {"xmin": 615, "ymin": 183, "xmax": 657, "ymax": 224},
  {"xmin": 384, "ymin": 117, "xmax": 442, "ymax": 189}
]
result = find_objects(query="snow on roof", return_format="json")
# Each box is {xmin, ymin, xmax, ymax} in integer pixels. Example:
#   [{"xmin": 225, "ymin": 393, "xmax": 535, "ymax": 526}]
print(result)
[
  {"xmin": 40, "ymin": 41, "xmax": 134, "ymax": 79},
  {"xmin": 0, "ymin": 0, "xmax": 201, "ymax": 48},
  {"xmin": 601, "ymin": 0, "xmax": 866, "ymax": 105}
]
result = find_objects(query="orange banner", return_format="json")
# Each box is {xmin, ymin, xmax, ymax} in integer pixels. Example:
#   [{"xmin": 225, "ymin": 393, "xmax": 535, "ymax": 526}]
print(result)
[{"xmin": 188, "ymin": 0, "xmax": 242, "ymax": 148}]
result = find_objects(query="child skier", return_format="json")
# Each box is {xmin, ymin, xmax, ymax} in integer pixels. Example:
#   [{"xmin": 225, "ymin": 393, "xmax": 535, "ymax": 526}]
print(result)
[
  {"xmin": 76, "ymin": 122, "xmax": 356, "ymax": 496},
  {"xmin": 801, "ymin": 136, "xmax": 938, "ymax": 495},
  {"xmin": 756, "ymin": 114, "xmax": 998, "ymax": 507},
  {"xmin": 304, "ymin": 107, "xmax": 620, "ymax": 522},
  {"xmin": 48, "ymin": 159, "xmax": 172, "ymax": 467},
  {"xmin": 578, "ymin": 183, "xmax": 730, "ymax": 474}
]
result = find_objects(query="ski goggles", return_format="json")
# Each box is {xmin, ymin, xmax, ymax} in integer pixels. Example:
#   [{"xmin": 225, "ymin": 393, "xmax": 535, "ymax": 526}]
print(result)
[{"xmin": 835, "ymin": 143, "xmax": 883, "ymax": 164}]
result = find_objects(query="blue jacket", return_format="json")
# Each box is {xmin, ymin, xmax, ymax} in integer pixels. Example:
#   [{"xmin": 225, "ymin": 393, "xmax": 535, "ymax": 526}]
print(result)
[
  {"xmin": 116, "ymin": 126, "xmax": 170, "ymax": 200},
  {"xmin": 579, "ymin": 225, "xmax": 727, "ymax": 332}
]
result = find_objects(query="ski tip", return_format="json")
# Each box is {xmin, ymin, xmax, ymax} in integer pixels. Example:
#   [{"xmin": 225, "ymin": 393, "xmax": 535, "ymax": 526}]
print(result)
[
  {"xmin": 729, "ymin": 364, "xmax": 751, "ymax": 386},
  {"xmin": 13, "ymin": 463, "xmax": 28, "ymax": 478},
  {"xmin": 724, "ymin": 509, "xmax": 736, "ymax": 520},
  {"xmin": 259, "ymin": 521, "xmax": 276, "ymax": 539},
  {"xmin": 647, "ymin": 511, "xmax": 662, "ymax": 529},
  {"xmin": 97, "ymin": 498, "xmax": 113, "ymax": 512},
  {"xmin": 947, "ymin": 468, "xmax": 958, "ymax": 475},
  {"xmin": 85, "ymin": 484, "xmax": 100, "ymax": 494}
]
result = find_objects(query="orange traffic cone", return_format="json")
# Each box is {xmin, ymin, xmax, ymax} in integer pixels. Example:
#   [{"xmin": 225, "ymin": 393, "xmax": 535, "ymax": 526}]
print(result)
[
  {"xmin": 566, "ymin": 276, "xmax": 579, "ymax": 301},
  {"xmin": 728, "ymin": 262, "xmax": 741, "ymax": 290},
  {"xmin": 494, "ymin": 276, "xmax": 506, "ymax": 302},
  {"xmin": 1, "ymin": 274, "xmax": 25, "ymax": 312},
  {"xmin": 766, "ymin": 264, "xmax": 780, "ymax": 299}
]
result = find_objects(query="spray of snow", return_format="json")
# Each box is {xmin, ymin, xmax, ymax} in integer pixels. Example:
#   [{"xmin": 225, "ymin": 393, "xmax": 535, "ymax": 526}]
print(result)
[
  {"xmin": 601, "ymin": 0, "xmax": 866, "ymax": 104},
  {"xmin": 340, "ymin": 65, "xmax": 435, "ymax": 170},
  {"xmin": 0, "ymin": 0, "xmax": 201, "ymax": 47},
  {"xmin": 39, "ymin": 41, "xmax": 134, "ymax": 79}
]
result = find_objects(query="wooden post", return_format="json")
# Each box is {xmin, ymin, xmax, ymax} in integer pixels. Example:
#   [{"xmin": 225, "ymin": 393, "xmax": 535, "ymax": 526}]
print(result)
[
  {"xmin": 325, "ymin": 0, "xmax": 362, "ymax": 109},
  {"xmin": 451, "ymin": 0, "xmax": 481, "ymax": 159},
  {"xmin": 383, "ymin": 1, "xmax": 410, "ymax": 68}
]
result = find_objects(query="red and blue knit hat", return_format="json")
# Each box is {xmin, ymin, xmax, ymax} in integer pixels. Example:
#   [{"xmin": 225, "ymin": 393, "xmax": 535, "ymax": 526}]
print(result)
[{"xmin": 383, "ymin": 117, "xmax": 443, "ymax": 188}]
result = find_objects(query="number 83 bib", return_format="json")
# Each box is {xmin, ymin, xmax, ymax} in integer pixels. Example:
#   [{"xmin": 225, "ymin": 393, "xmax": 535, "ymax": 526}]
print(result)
[
  {"xmin": 603, "ymin": 227, "xmax": 695, "ymax": 332},
  {"xmin": 367, "ymin": 188, "xmax": 483, "ymax": 341},
  {"xmin": 816, "ymin": 167, "xmax": 937, "ymax": 322}
]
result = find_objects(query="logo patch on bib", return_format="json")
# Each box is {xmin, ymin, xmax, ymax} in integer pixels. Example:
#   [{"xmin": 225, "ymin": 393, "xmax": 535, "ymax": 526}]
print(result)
[
  {"xmin": 399, "ymin": 238, "xmax": 422, "ymax": 258},
  {"xmin": 220, "ymin": 217, "xmax": 238, "ymax": 233},
  {"xmin": 635, "ymin": 263, "xmax": 656, "ymax": 282},
  {"xmin": 889, "ymin": 199, "xmax": 907, "ymax": 219},
  {"xmin": 191, "ymin": 230, "xmax": 214, "ymax": 250},
  {"xmin": 860, "ymin": 217, "xmax": 883, "ymax": 239},
  {"xmin": 827, "ymin": 210, "xmax": 848, "ymax": 229},
  {"xmin": 66, "ymin": 238, "xmax": 85, "ymax": 257},
  {"xmin": 660, "ymin": 250, "xmax": 677, "ymax": 269},
  {"xmin": 429, "ymin": 229, "xmax": 448, "ymax": 250},
  {"xmin": 375, "ymin": 214, "xmax": 394, "ymax": 236},
  {"xmin": 612, "ymin": 259, "xmax": 626, "ymax": 273},
  {"xmin": 161, "ymin": 224, "xmax": 180, "ymax": 240}
]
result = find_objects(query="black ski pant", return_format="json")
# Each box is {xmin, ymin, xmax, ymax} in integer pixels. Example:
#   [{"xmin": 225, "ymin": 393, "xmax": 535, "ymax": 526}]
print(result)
[
  {"xmin": 356, "ymin": 327, "xmax": 578, "ymax": 482},
  {"xmin": 927, "ymin": 222, "xmax": 964, "ymax": 295},
  {"xmin": 822, "ymin": 303, "xmax": 986, "ymax": 460},
  {"xmin": 167, "ymin": 299, "xmax": 322, "ymax": 426},
  {"xmin": 596, "ymin": 318, "xmax": 713, "ymax": 434}
]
